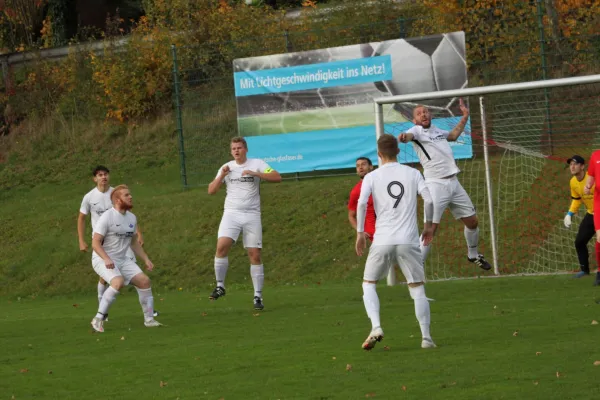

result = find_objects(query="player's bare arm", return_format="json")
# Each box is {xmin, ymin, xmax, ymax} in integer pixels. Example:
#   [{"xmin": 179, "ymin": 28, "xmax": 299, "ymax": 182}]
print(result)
[
  {"xmin": 446, "ymin": 98, "xmax": 469, "ymax": 142},
  {"xmin": 130, "ymin": 234, "xmax": 154, "ymax": 271},
  {"xmin": 136, "ymin": 224, "xmax": 144, "ymax": 246},
  {"xmin": 92, "ymin": 232, "xmax": 114, "ymax": 269},
  {"xmin": 355, "ymin": 187, "xmax": 370, "ymax": 256},
  {"xmin": 208, "ymin": 165, "xmax": 231, "ymax": 195},
  {"xmin": 585, "ymin": 175, "xmax": 595, "ymax": 195},
  {"xmin": 348, "ymin": 209, "xmax": 358, "ymax": 230},
  {"xmin": 242, "ymin": 169, "xmax": 282, "ymax": 182},
  {"xmin": 398, "ymin": 133, "xmax": 414, "ymax": 143},
  {"xmin": 77, "ymin": 212, "xmax": 88, "ymax": 252}
]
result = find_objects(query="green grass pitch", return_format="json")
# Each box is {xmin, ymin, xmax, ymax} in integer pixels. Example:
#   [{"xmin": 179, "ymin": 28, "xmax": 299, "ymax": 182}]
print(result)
[{"xmin": 2, "ymin": 277, "xmax": 600, "ymax": 399}]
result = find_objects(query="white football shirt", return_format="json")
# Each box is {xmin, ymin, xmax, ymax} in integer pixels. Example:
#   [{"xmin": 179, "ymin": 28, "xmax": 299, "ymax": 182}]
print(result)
[
  {"xmin": 358, "ymin": 162, "xmax": 427, "ymax": 246},
  {"xmin": 80, "ymin": 187, "xmax": 115, "ymax": 237},
  {"xmin": 92, "ymin": 208, "xmax": 137, "ymax": 262},
  {"xmin": 216, "ymin": 158, "xmax": 273, "ymax": 213},
  {"xmin": 406, "ymin": 124, "xmax": 461, "ymax": 179}
]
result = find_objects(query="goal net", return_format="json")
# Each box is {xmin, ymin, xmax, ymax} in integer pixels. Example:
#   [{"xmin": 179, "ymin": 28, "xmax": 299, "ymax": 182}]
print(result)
[{"xmin": 374, "ymin": 75, "xmax": 600, "ymax": 281}]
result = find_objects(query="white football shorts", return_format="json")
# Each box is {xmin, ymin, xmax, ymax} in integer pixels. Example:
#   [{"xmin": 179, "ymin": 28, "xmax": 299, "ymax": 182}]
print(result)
[
  {"xmin": 126, "ymin": 247, "xmax": 136, "ymax": 262},
  {"xmin": 217, "ymin": 211, "xmax": 263, "ymax": 248},
  {"xmin": 426, "ymin": 176, "xmax": 476, "ymax": 223},
  {"xmin": 92, "ymin": 255, "xmax": 143, "ymax": 286},
  {"xmin": 363, "ymin": 244, "xmax": 425, "ymax": 284}
]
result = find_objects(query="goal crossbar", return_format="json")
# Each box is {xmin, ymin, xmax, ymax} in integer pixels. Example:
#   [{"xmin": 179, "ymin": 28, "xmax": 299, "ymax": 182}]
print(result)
[{"xmin": 374, "ymin": 74, "xmax": 600, "ymax": 105}]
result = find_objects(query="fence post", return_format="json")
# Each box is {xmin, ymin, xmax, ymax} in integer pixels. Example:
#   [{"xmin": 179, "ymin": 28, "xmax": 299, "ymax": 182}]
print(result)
[
  {"xmin": 536, "ymin": 0, "xmax": 554, "ymax": 154},
  {"xmin": 284, "ymin": 30, "xmax": 300, "ymax": 181},
  {"xmin": 398, "ymin": 17, "xmax": 406, "ymax": 39},
  {"xmin": 171, "ymin": 44, "xmax": 188, "ymax": 189}
]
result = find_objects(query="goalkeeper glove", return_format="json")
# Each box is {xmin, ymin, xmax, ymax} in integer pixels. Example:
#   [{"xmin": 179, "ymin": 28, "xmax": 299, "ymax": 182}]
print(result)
[{"xmin": 564, "ymin": 211, "xmax": 574, "ymax": 228}]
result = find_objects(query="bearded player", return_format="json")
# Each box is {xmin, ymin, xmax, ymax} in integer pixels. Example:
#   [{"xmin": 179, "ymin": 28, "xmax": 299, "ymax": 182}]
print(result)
[{"xmin": 398, "ymin": 100, "xmax": 492, "ymax": 271}]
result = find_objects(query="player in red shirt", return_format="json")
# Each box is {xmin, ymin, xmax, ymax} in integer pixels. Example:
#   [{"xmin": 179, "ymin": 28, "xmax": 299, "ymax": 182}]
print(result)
[
  {"xmin": 348, "ymin": 157, "xmax": 376, "ymax": 239},
  {"xmin": 583, "ymin": 149, "xmax": 600, "ymax": 286}
]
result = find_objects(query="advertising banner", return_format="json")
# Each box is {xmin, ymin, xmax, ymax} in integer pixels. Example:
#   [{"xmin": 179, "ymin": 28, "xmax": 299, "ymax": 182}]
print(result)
[{"xmin": 233, "ymin": 32, "xmax": 471, "ymax": 173}]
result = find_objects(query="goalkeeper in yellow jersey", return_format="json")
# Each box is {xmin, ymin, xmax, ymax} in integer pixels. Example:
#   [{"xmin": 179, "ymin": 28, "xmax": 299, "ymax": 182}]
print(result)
[{"xmin": 565, "ymin": 155, "xmax": 595, "ymax": 278}]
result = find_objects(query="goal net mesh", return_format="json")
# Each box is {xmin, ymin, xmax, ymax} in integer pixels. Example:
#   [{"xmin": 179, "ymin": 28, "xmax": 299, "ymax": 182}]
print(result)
[{"xmin": 380, "ymin": 81, "xmax": 600, "ymax": 280}]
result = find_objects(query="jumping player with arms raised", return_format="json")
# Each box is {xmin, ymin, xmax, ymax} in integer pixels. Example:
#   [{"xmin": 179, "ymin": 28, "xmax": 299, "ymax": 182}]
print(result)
[{"xmin": 398, "ymin": 100, "xmax": 492, "ymax": 271}]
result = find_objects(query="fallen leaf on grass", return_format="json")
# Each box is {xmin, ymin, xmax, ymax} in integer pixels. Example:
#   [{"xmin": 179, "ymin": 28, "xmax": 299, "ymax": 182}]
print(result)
[
  {"xmin": 533, "ymin": 381, "xmax": 539, "ymax": 386},
  {"xmin": 332, "ymin": 356, "xmax": 336, "ymax": 360},
  {"xmin": 120, "ymin": 336, "xmax": 125, "ymax": 341},
  {"xmin": 253, "ymin": 313, "xmax": 260, "ymax": 317},
  {"xmin": 365, "ymin": 393, "xmax": 376, "ymax": 398},
  {"xmin": 383, "ymin": 346, "xmax": 390, "ymax": 351},
  {"xmin": 160, "ymin": 298, "xmax": 164, "ymax": 301},
  {"xmin": 201, "ymin": 312, "xmax": 208, "ymax": 317},
  {"xmin": 346, "ymin": 364, "xmax": 352, "ymax": 371},
  {"xmin": 160, "ymin": 381, "xmax": 167, "ymax": 387},
  {"xmin": 72, "ymin": 304, "xmax": 79, "ymax": 308},
  {"xmin": 556, "ymin": 371, "xmax": 561, "ymax": 378},
  {"xmin": 19, "ymin": 369, "xmax": 28, "ymax": 373},
  {"xmin": 592, "ymin": 320, "xmax": 598, "ymax": 325},
  {"xmin": 401, "ymin": 386, "xmax": 407, "ymax": 391},
  {"xmin": 512, "ymin": 330, "xmax": 519, "ymax": 337},
  {"xmin": 536, "ymin": 352, "xmax": 542, "ymax": 356},
  {"xmin": 48, "ymin": 370, "xmax": 52, "ymax": 374},
  {"xmin": 594, "ymin": 361, "xmax": 600, "ymax": 366}
]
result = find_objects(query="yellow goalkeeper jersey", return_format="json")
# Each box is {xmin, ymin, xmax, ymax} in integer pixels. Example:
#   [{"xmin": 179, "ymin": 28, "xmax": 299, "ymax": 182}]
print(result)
[{"xmin": 569, "ymin": 172, "xmax": 594, "ymax": 215}]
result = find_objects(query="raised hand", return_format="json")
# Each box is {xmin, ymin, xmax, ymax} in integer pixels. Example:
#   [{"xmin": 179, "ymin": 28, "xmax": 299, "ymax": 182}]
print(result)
[{"xmin": 459, "ymin": 98, "xmax": 469, "ymax": 117}]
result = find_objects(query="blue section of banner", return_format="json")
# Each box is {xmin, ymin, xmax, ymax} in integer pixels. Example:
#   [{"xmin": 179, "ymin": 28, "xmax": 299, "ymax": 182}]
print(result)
[
  {"xmin": 246, "ymin": 118, "xmax": 473, "ymax": 174},
  {"xmin": 234, "ymin": 56, "xmax": 393, "ymax": 97}
]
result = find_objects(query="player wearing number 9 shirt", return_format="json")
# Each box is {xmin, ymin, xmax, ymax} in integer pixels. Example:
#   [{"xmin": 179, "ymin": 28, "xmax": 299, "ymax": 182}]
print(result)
[
  {"xmin": 207, "ymin": 136, "xmax": 282, "ymax": 310},
  {"xmin": 583, "ymin": 150, "xmax": 600, "ymax": 286},
  {"xmin": 355, "ymin": 134, "xmax": 436, "ymax": 351}
]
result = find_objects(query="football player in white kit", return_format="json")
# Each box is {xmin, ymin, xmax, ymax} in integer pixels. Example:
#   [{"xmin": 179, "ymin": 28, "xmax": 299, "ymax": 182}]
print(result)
[
  {"xmin": 78, "ymin": 166, "xmax": 158, "ymax": 318},
  {"xmin": 356, "ymin": 134, "xmax": 436, "ymax": 350},
  {"xmin": 90, "ymin": 185, "xmax": 161, "ymax": 332},
  {"xmin": 207, "ymin": 137, "xmax": 282, "ymax": 310},
  {"xmin": 398, "ymin": 100, "xmax": 492, "ymax": 271}
]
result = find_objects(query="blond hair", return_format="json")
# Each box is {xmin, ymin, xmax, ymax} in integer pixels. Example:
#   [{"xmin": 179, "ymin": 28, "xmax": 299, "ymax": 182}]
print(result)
[
  {"xmin": 111, "ymin": 184, "xmax": 129, "ymax": 204},
  {"xmin": 231, "ymin": 136, "xmax": 248, "ymax": 149}
]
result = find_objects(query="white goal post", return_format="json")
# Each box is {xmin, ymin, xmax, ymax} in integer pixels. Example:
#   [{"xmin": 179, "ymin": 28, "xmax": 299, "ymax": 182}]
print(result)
[{"xmin": 374, "ymin": 74, "xmax": 600, "ymax": 280}]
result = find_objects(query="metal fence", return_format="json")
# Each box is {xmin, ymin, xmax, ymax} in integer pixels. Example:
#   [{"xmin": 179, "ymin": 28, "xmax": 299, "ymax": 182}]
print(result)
[{"xmin": 171, "ymin": 1, "xmax": 600, "ymax": 188}]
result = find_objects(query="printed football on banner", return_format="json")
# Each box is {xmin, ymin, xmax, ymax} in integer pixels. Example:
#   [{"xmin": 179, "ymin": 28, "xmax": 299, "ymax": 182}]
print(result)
[{"xmin": 233, "ymin": 32, "xmax": 471, "ymax": 174}]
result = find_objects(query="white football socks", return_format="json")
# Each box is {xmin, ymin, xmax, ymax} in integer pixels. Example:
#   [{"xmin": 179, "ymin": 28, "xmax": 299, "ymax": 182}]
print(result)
[
  {"xmin": 409, "ymin": 285, "xmax": 431, "ymax": 340},
  {"xmin": 96, "ymin": 286, "xmax": 119, "ymax": 320},
  {"xmin": 136, "ymin": 287, "xmax": 155, "ymax": 322},
  {"xmin": 97, "ymin": 282, "xmax": 107, "ymax": 304},
  {"xmin": 214, "ymin": 257, "xmax": 229, "ymax": 288},
  {"xmin": 464, "ymin": 226, "xmax": 480, "ymax": 259},
  {"xmin": 250, "ymin": 264, "xmax": 264, "ymax": 298},
  {"xmin": 362, "ymin": 282, "xmax": 381, "ymax": 330}
]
